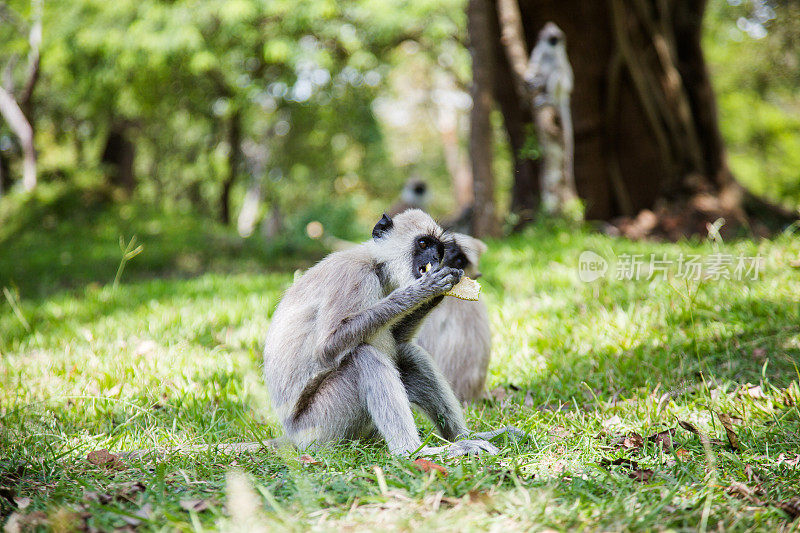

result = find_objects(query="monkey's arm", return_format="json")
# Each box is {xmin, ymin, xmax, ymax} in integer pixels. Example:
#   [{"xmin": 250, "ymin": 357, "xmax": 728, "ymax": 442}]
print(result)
[
  {"xmin": 317, "ymin": 267, "xmax": 459, "ymax": 364},
  {"xmin": 391, "ymin": 295, "xmax": 443, "ymax": 344}
]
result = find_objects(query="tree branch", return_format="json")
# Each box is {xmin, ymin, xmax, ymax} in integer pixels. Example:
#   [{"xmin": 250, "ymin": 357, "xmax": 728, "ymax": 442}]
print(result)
[
  {"xmin": 19, "ymin": 6, "xmax": 42, "ymax": 111},
  {"xmin": 0, "ymin": 85, "xmax": 36, "ymax": 190},
  {"xmin": 495, "ymin": 0, "xmax": 529, "ymax": 101}
]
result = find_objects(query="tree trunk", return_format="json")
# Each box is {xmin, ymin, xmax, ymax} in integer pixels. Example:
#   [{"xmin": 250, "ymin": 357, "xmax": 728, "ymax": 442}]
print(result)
[
  {"xmin": 436, "ymin": 103, "xmax": 473, "ymax": 209},
  {"xmin": 467, "ymin": 0, "xmax": 501, "ymax": 238},
  {"xmin": 495, "ymin": 1, "xmax": 580, "ymax": 219},
  {"xmin": 489, "ymin": 1, "xmax": 540, "ymax": 223},
  {"xmin": 220, "ymin": 111, "xmax": 241, "ymax": 226},
  {"xmin": 0, "ymin": 86, "xmax": 36, "ymax": 192},
  {"xmin": 0, "ymin": 0, "xmax": 42, "ymax": 193},
  {"xmin": 101, "ymin": 124, "xmax": 136, "ymax": 194},
  {"xmin": 473, "ymin": 0, "xmax": 769, "ymax": 233}
]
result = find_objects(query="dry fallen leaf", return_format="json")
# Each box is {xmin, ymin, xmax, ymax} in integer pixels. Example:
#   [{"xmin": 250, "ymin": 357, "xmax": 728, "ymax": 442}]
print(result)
[
  {"xmin": 87, "ymin": 449, "xmax": 126, "ymax": 470},
  {"xmin": 628, "ymin": 467, "xmax": 654, "ymax": 482},
  {"xmin": 675, "ymin": 448, "xmax": 690, "ymax": 459},
  {"xmin": 602, "ymin": 415, "xmax": 624, "ymax": 430},
  {"xmin": 466, "ymin": 489, "xmax": 491, "ymax": 504},
  {"xmin": 413, "ymin": 458, "xmax": 448, "ymax": 476},
  {"xmin": 648, "ymin": 428, "xmax": 675, "ymax": 451},
  {"xmin": 775, "ymin": 497, "xmax": 800, "ymax": 520},
  {"xmin": 523, "ymin": 390, "xmax": 535, "ymax": 408},
  {"xmin": 727, "ymin": 481, "xmax": 765, "ymax": 506},
  {"xmin": 121, "ymin": 503, "xmax": 153, "ymax": 526},
  {"xmin": 677, "ymin": 419, "xmax": 699, "ymax": 434},
  {"xmin": 548, "ymin": 426, "xmax": 571, "ymax": 439},
  {"xmin": 179, "ymin": 499, "xmax": 211, "ymax": 513},
  {"xmin": 116, "ymin": 481, "xmax": 146, "ymax": 501},
  {"xmin": 716, "ymin": 412, "xmax": 741, "ymax": 451},
  {"xmin": 298, "ymin": 454, "xmax": 320, "ymax": 465},
  {"xmin": 84, "ymin": 490, "xmax": 112, "ymax": 504},
  {"xmin": 744, "ymin": 464, "xmax": 763, "ymax": 485},
  {"xmin": 740, "ymin": 385, "xmax": 766, "ymax": 400},
  {"xmin": 13, "ymin": 497, "xmax": 31, "ymax": 510},
  {"xmin": 613, "ymin": 432, "xmax": 644, "ymax": 451},
  {"xmin": 488, "ymin": 386, "xmax": 508, "ymax": 402},
  {"xmin": 676, "ymin": 419, "xmax": 725, "ymax": 446},
  {"xmin": 5, "ymin": 511, "xmax": 48, "ymax": 531},
  {"xmin": 776, "ymin": 454, "xmax": 800, "ymax": 467},
  {"xmin": 600, "ymin": 458, "xmax": 654, "ymax": 483}
]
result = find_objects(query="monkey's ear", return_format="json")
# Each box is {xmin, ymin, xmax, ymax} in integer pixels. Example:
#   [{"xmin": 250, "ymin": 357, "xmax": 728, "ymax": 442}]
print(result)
[
  {"xmin": 372, "ymin": 213, "xmax": 394, "ymax": 239},
  {"xmin": 471, "ymin": 237, "xmax": 488, "ymax": 256}
]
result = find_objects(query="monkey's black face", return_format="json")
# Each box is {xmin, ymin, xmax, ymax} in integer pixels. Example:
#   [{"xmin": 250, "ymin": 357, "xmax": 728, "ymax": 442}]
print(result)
[
  {"xmin": 444, "ymin": 247, "xmax": 468, "ymax": 270},
  {"xmin": 412, "ymin": 235, "xmax": 444, "ymax": 278},
  {"xmin": 442, "ymin": 238, "xmax": 482, "ymax": 278},
  {"xmin": 444, "ymin": 239, "xmax": 476, "ymax": 270}
]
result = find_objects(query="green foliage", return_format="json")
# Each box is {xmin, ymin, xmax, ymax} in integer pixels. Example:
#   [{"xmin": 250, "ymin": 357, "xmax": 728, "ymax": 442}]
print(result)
[
  {"xmin": 705, "ymin": 0, "xmax": 800, "ymax": 207},
  {"xmin": 0, "ymin": 0, "xmax": 469, "ymax": 221},
  {"xmin": 0, "ymin": 183, "xmax": 333, "ymax": 298}
]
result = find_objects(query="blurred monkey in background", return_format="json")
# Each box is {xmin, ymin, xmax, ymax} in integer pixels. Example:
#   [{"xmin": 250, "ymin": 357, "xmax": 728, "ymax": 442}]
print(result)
[{"xmin": 387, "ymin": 178, "xmax": 431, "ymax": 217}]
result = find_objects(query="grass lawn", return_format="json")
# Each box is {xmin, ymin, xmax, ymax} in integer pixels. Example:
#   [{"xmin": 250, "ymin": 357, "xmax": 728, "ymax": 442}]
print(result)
[{"xmin": 2, "ymin": 189, "xmax": 800, "ymax": 531}]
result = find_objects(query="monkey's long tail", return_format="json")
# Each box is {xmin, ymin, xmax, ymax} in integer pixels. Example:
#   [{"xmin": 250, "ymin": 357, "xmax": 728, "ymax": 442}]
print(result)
[{"xmin": 121, "ymin": 438, "xmax": 290, "ymax": 460}]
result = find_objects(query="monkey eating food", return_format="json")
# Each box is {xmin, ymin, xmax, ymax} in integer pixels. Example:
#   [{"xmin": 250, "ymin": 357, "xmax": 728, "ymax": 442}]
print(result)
[
  {"xmin": 262, "ymin": 209, "xmax": 522, "ymax": 456},
  {"xmin": 424, "ymin": 262, "xmax": 481, "ymax": 301}
]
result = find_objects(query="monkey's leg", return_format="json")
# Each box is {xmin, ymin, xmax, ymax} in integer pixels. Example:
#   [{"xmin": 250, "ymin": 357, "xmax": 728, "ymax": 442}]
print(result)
[
  {"xmin": 292, "ymin": 344, "xmax": 424, "ymax": 455},
  {"xmin": 398, "ymin": 343, "xmax": 526, "ymax": 456},
  {"xmin": 397, "ymin": 342, "xmax": 469, "ymax": 441},
  {"xmin": 354, "ymin": 345, "xmax": 424, "ymax": 455}
]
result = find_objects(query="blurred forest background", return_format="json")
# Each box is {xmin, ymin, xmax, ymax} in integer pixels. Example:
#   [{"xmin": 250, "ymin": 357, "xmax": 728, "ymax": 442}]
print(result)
[{"xmin": 0, "ymin": 0, "xmax": 798, "ymax": 278}]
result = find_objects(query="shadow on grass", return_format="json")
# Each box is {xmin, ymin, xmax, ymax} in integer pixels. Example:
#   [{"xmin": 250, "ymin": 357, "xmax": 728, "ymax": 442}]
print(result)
[{"xmin": 0, "ymin": 183, "xmax": 326, "ymax": 300}]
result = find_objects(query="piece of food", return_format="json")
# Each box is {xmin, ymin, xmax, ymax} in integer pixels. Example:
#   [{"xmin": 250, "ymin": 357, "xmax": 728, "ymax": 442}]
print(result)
[
  {"xmin": 425, "ymin": 263, "xmax": 481, "ymax": 300},
  {"xmin": 446, "ymin": 276, "xmax": 481, "ymax": 301}
]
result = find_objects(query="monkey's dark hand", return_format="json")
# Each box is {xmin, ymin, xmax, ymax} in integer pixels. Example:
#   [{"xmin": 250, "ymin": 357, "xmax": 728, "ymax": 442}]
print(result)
[{"xmin": 418, "ymin": 265, "xmax": 463, "ymax": 298}]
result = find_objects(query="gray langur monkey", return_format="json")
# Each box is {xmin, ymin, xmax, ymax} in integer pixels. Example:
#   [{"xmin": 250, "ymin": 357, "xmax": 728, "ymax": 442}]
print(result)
[
  {"xmin": 263, "ymin": 209, "xmax": 521, "ymax": 456},
  {"xmin": 387, "ymin": 178, "xmax": 430, "ymax": 217},
  {"xmin": 418, "ymin": 233, "xmax": 490, "ymax": 402},
  {"xmin": 525, "ymin": 22, "xmax": 573, "ymax": 114},
  {"xmin": 524, "ymin": 22, "xmax": 577, "ymax": 215}
]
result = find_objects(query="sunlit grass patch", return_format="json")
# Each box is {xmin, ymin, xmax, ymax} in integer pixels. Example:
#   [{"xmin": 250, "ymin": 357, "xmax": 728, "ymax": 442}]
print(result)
[{"xmin": 1, "ymin": 207, "xmax": 799, "ymax": 530}]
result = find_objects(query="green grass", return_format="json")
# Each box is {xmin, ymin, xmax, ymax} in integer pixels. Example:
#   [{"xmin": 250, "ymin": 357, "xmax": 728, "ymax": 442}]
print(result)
[{"xmin": 1, "ymin": 190, "xmax": 800, "ymax": 531}]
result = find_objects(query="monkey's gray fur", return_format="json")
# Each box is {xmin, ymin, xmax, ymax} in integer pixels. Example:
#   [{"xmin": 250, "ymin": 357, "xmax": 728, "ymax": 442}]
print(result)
[
  {"xmin": 263, "ymin": 209, "xmax": 522, "ymax": 456},
  {"xmin": 418, "ymin": 233, "xmax": 490, "ymax": 402}
]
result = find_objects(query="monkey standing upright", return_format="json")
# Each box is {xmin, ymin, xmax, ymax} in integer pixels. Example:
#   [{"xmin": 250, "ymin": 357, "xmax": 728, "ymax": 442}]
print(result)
[
  {"xmin": 525, "ymin": 22, "xmax": 577, "ymax": 214},
  {"xmin": 418, "ymin": 233, "xmax": 490, "ymax": 402},
  {"xmin": 263, "ymin": 210, "xmax": 520, "ymax": 456}
]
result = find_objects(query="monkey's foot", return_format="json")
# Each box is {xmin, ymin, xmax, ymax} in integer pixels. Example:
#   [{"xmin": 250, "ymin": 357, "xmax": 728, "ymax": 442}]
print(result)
[
  {"xmin": 474, "ymin": 426, "xmax": 528, "ymax": 441},
  {"xmin": 418, "ymin": 439, "xmax": 499, "ymax": 457}
]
